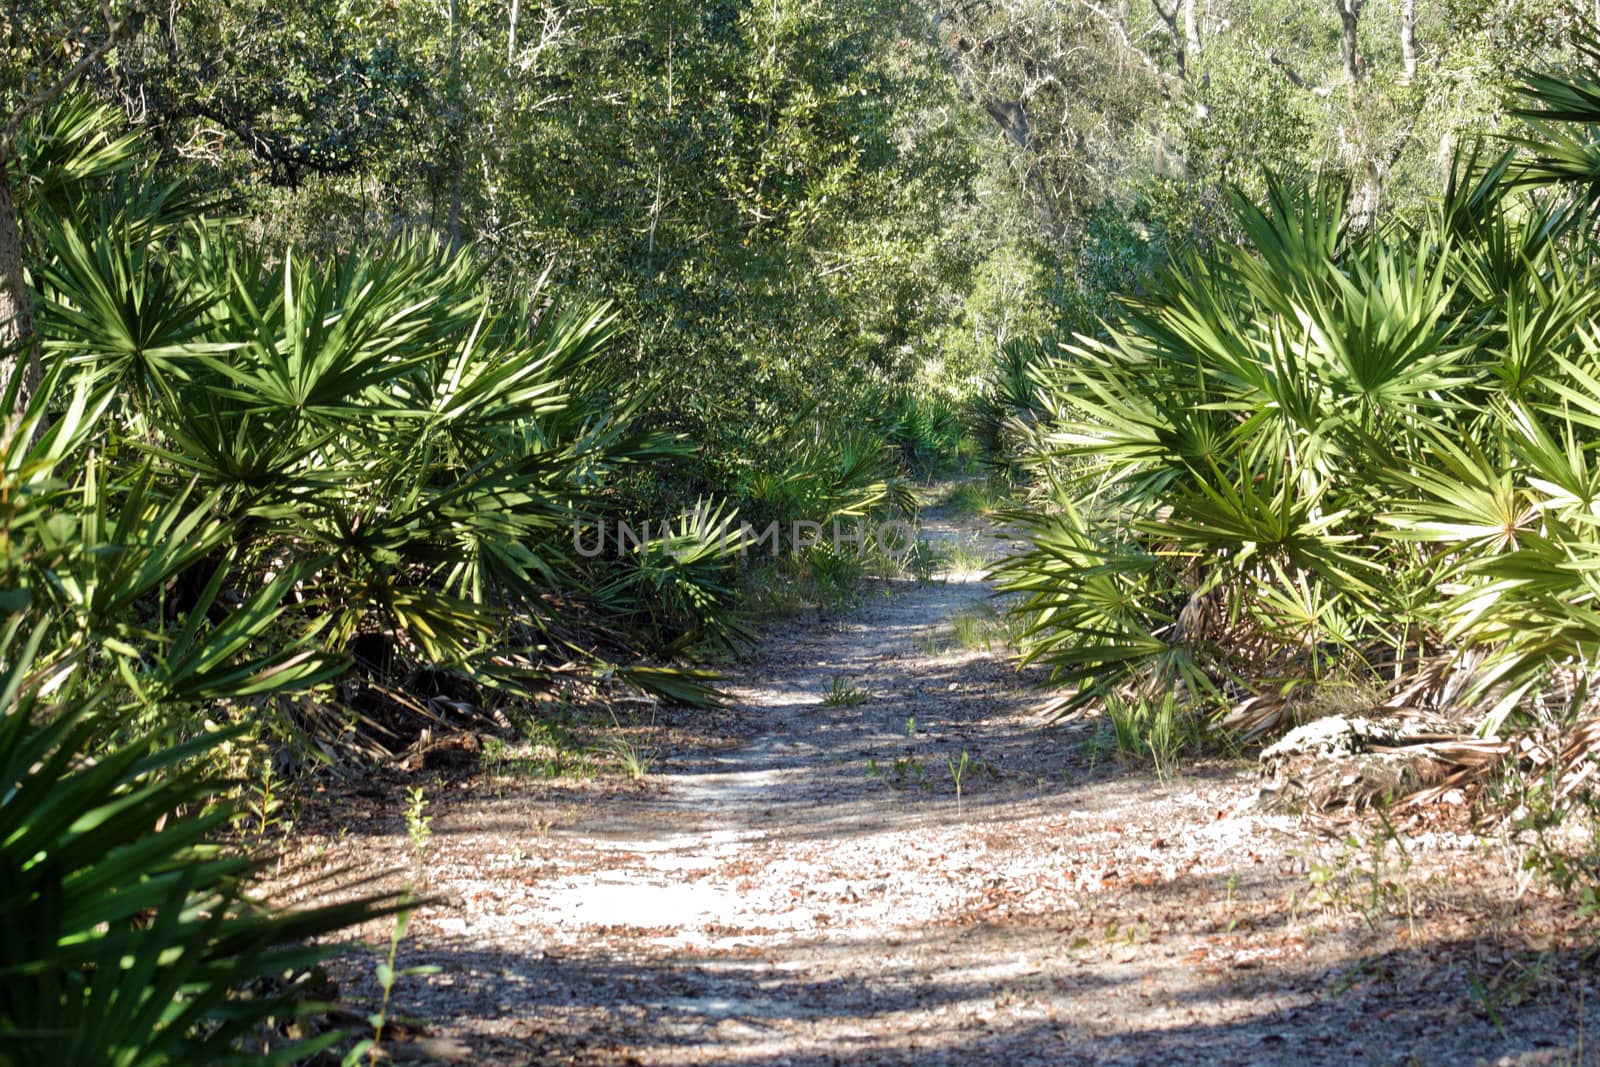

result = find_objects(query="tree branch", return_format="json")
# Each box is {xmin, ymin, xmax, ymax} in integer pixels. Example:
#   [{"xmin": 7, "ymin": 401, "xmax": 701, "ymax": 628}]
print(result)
[
  {"xmin": 1067, "ymin": 0, "xmax": 1167, "ymax": 84},
  {"xmin": 1268, "ymin": 50, "xmax": 1337, "ymax": 98},
  {"xmin": 1, "ymin": 2, "xmax": 127, "ymax": 164}
]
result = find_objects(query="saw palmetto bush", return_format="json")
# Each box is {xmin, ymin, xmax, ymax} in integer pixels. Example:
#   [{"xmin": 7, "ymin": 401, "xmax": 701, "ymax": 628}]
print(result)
[
  {"xmin": 996, "ymin": 35, "xmax": 1600, "ymax": 800},
  {"xmin": 0, "ymin": 95, "xmax": 757, "ymax": 1059},
  {"xmin": 996, "ymin": 175, "xmax": 1453, "ymax": 722},
  {"xmin": 733, "ymin": 415, "xmax": 916, "ymax": 533},
  {"xmin": 14, "ymin": 99, "xmax": 757, "ymax": 748},
  {"xmin": 884, "ymin": 390, "xmax": 965, "ymax": 476},
  {"xmin": 0, "ymin": 360, "xmax": 405, "ymax": 1059},
  {"xmin": 0, "ymin": 622, "xmax": 409, "ymax": 1066},
  {"xmin": 971, "ymin": 335, "xmax": 1052, "ymax": 471}
]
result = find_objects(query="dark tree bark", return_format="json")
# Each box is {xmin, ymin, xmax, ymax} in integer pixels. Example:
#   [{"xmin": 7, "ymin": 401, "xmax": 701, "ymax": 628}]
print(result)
[
  {"xmin": 0, "ymin": 159, "xmax": 40, "ymax": 413},
  {"xmin": 1184, "ymin": 0, "xmax": 1200, "ymax": 64},
  {"xmin": 984, "ymin": 98, "xmax": 1030, "ymax": 149},
  {"xmin": 1151, "ymin": 0, "xmax": 1186, "ymax": 79},
  {"xmin": 1337, "ymin": 0, "xmax": 1363, "ymax": 84}
]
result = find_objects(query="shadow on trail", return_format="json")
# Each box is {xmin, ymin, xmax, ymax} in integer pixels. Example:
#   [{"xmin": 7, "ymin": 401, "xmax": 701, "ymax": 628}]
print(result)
[
  {"xmin": 351, "ymin": 916, "xmax": 1596, "ymax": 1066},
  {"xmin": 306, "ymin": 503, "xmax": 1598, "ymax": 1065}
]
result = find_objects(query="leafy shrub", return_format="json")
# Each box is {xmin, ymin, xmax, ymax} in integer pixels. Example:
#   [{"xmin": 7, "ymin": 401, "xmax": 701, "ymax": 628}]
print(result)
[
  {"xmin": 0, "ymin": 622, "xmax": 407, "ymax": 1065},
  {"xmin": 885, "ymin": 390, "xmax": 965, "ymax": 476},
  {"xmin": 995, "ymin": 34, "xmax": 1600, "ymax": 802},
  {"xmin": 970, "ymin": 335, "xmax": 1051, "ymax": 471},
  {"xmin": 12, "ymin": 98, "xmax": 757, "ymax": 749},
  {"xmin": 591, "ymin": 499, "xmax": 755, "ymax": 658}
]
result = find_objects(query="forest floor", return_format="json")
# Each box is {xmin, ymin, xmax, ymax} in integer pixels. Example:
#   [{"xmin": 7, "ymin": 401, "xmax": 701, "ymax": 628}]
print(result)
[{"xmin": 277, "ymin": 495, "xmax": 1600, "ymax": 1066}]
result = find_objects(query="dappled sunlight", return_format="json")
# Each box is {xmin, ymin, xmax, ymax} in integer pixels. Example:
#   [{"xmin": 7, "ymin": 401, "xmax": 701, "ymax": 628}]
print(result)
[
  {"xmin": 334, "ymin": 897, "xmax": 1596, "ymax": 1066},
  {"xmin": 288, "ymin": 513, "xmax": 1596, "ymax": 1063}
]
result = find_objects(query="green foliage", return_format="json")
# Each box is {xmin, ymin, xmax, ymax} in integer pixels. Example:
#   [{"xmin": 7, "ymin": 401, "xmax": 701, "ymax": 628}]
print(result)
[
  {"xmin": 343, "ymin": 909, "xmax": 439, "ymax": 1067},
  {"xmin": 821, "ymin": 675, "xmax": 870, "ymax": 708},
  {"xmin": 885, "ymin": 391, "xmax": 967, "ymax": 477},
  {"xmin": 102, "ymin": 0, "xmax": 1002, "ymax": 468},
  {"xmin": 997, "ymin": 37, "xmax": 1600, "ymax": 773},
  {"xmin": 0, "ymin": 622, "xmax": 408, "ymax": 1065},
  {"xmin": 593, "ymin": 499, "xmax": 756, "ymax": 659},
  {"xmin": 940, "ymin": 479, "xmax": 1008, "ymax": 519},
  {"xmin": 971, "ymin": 335, "xmax": 1052, "ymax": 468},
  {"xmin": 947, "ymin": 602, "xmax": 1010, "ymax": 652},
  {"xmin": 734, "ymin": 418, "xmax": 917, "ymax": 532},
  {"xmin": 1512, "ymin": 32, "xmax": 1600, "ymax": 205},
  {"xmin": 1103, "ymin": 690, "xmax": 1204, "ymax": 774},
  {"xmin": 947, "ymin": 747, "xmax": 972, "ymax": 815},
  {"xmin": 11, "ymin": 101, "xmax": 755, "ymax": 746},
  {"xmin": 935, "ymin": 0, "xmax": 1162, "ymax": 243},
  {"xmin": 597, "ymin": 732, "xmax": 658, "ymax": 781},
  {"xmin": 404, "ymin": 787, "xmax": 431, "ymax": 857}
]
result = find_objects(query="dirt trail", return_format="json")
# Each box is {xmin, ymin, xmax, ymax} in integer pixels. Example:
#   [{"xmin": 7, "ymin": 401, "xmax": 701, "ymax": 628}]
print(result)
[{"xmin": 294, "ymin": 506, "xmax": 1599, "ymax": 1066}]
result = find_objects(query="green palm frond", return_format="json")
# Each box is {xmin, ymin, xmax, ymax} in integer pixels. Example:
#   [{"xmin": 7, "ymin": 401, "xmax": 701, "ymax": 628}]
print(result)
[{"xmin": 0, "ymin": 622, "xmax": 410, "ymax": 1065}]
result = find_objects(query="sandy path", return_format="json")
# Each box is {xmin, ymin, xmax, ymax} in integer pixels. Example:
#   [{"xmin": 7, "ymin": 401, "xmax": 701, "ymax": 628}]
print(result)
[{"xmin": 293, "ymin": 507, "xmax": 1599, "ymax": 1066}]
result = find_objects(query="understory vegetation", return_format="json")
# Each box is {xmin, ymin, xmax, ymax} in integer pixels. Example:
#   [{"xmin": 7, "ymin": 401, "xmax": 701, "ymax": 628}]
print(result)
[
  {"xmin": 5, "ymin": 0, "xmax": 1600, "ymax": 1059},
  {"xmin": 994, "ymin": 30, "xmax": 1600, "ymax": 900},
  {"xmin": 2, "ymin": 5, "xmax": 979, "ymax": 1057}
]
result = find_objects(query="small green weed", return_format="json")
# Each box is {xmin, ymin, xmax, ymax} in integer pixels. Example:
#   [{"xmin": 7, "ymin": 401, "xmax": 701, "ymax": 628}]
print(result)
[
  {"xmin": 481, "ymin": 736, "xmax": 509, "ymax": 776},
  {"xmin": 599, "ymin": 734, "xmax": 658, "ymax": 780},
  {"xmin": 940, "ymin": 478, "xmax": 1008, "ymax": 517},
  {"xmin": 239, "ymin": 758, "xmax": 294, "ymax": 854},
  {"xmin": 1466, "ymin": 951, "xmax": 1562, "ymax": 1036},
  {"xmin": 404, "ymin": 786, "xmax": 432, "ymax": 857},
  {"xmin": 941, "ymin": 537, "xmax": 990, "ymax": 576},
  {"xmin": 343, "ymin": 906, "xmax": 440, "ymax": 1066},
  {"xmin": 1103, "ymin": 690, "xmax": 1204, "ymax": 776},
  {"xmin": 822, "ymin": 675, "xmax": 870, "ymax": 707},
  {"xmin": 949, "ymin": 748, "xmax": 972, "ymax": 815},
  {"xmin": 802, "ymin": 544, "xmax": 866, "ymax": 611},
  {"xmin": 869, "ymin": 755, "xmax": 927, "ymax": 786},
  {"xmin": 1497, "ymin": 764, "xmax": 1600, "ymax": 917},
  {"xmin": 940, "ymin": 482, "xmax": 988, "ymax": 516},
  {"xmin": 738, "ymin": 559, "xmax": 809, "ymax": 620},
  {"xmin": 1298, "ymin": 817, "xmax": 1417, "ymax": 933},
  {"xmin": 903, "ymin": 538, "xmax": 945, "ymax": 584},
  {"xmin": 948, "ymin": 603, "xmax": 1009, "ymax": 651}
]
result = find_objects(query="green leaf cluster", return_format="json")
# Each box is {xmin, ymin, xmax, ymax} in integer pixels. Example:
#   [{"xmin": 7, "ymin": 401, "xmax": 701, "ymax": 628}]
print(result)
[{"xmin": 999, "ymin": 40, "xmax": 1600, "ymax": 740}]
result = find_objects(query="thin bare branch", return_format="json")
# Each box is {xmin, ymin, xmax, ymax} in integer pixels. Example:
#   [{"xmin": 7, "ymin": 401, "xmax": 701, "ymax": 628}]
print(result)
[{"xmin": 1268, "ymin": 50, "xmax": 1337, "ymax": 98}]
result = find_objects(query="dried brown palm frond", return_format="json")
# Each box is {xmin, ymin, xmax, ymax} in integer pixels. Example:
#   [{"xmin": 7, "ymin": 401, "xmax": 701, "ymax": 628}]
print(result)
[
  {"xmin": 1389, "ymin": 736, "xmax": 1512, "ymax": 807},
  {"xmin": 1375, "ymin": 648, "xmax": 1491, "ymax": 717},
  {"xmin": 1031, "ymin": 691, "xmax": 1087, "ymax": 724},
  {"xmin": 1221, "ymin": 687, "xmax": 1313, "ymax": 740},
  {"xmin": 1554, "ymin": 717, "xmax": 1600, "ymax": 803}
]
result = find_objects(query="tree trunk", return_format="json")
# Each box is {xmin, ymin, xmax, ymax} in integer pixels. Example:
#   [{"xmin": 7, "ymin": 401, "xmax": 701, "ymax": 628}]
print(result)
[
  {"xmin": 1151, "ymin": 0, "xmax": 1187, "ymax": 79},
  {"xmin": 1184, "ymin": 0, "xmax": 1201, "ymax": 66},
  {"xmin": 1337, "ymin": 0, "xmax": 1362, "ymax": 85},
  {"xmin": 1399, "ymin": 0, "xmax": 1417, "ymax": 84},
  {"xmin": 445, "ymin": 0, "xmax": 464, "ymax": 247},
  {"xmin": 0, "ymin": 160, "xmax": 40, "ymax": 416},
  {"xmin": 1353, "ymin": 159, "xmax": 1381, "ymax": 231}
]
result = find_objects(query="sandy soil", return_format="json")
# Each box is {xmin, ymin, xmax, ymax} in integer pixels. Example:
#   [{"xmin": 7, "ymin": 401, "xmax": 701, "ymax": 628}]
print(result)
[{"xmin": 275, "ymin": 506, "xmax": 1600, "ymax": 1066}]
